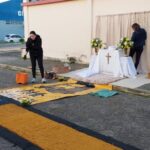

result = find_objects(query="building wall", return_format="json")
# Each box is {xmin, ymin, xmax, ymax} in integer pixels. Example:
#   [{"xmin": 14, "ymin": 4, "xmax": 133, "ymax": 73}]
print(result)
[
  {"xmin": 24, "ymin": 0, "xmax": 150, "ymax": 62},
  {"xmin": 24, "ymin": 0, "xmax": 92, "ymax": 62},
  {"xmin": 92, "ymin": 0, "xmax": 150, "ymax": 35},
  {"xmin": 93, "ymin": 0, "xmax": 150, "ymax": 16},
  {"xmin": 92, "ymin": 0, "xmax": 150, "ymax": 72}
]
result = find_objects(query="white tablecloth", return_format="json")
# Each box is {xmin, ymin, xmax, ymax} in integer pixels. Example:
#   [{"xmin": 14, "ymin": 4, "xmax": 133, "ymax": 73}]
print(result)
[
  {"xmin": 77, "ymin": 48, "xmax": 137, "ymax": 78},
  {"xmin": 120, "ymin": 57, "xmax": 137, "ymax": 78}
]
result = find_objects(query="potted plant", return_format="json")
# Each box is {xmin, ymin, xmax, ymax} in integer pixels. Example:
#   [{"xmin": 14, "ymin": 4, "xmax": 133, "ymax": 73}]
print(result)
[
  {"xmin": 117, "ymin": 37, "xmax": 134, "ymax": 56},
  {"xmin": 91, "ymin": 38, "xmax": 103, "ymax": 55}
]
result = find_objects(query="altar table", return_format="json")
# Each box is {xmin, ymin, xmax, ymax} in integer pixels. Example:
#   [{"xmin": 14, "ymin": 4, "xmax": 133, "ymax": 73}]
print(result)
[{"xmin": 77, "ymin": 48, "xmax": 137, "ymax": 78}]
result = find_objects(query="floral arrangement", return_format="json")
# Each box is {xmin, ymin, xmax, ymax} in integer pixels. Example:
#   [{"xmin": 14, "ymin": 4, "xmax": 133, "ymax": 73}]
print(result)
[
  {"xmin": 20, "ymin": 98, "xmax": 32, "ymax": 106},
  {"xmin": 91, "ymin": 38, "xmax": 103, "ymax": 49},
  {"xmin": 117, "ymin": 37, "xmax": 134, "ymax": 55},
  {"xmin": 91, "ymin": 38, "xmax": 104, "ymax": 54}
]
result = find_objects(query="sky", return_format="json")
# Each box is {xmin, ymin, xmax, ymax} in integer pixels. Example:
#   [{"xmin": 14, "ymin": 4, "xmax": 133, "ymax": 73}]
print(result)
[{"xmin": 0, "ymin": 0, "xmax": 10, "ymax": 3}]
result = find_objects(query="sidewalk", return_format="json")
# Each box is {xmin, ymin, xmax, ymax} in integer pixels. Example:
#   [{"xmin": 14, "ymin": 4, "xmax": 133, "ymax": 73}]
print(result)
[
  {"xmin": 0, "ymin": 43, "xmax": 25, "ymax": 51},
  {"xmin": 0, "ymin": 51, "xmax": 87, "ymax": 71},
  {"xmin": 0, "ymin": 50, "xmax": 87, "ymax": 89}
]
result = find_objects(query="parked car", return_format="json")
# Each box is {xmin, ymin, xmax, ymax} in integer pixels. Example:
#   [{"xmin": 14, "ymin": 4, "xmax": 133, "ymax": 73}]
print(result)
[{"xmin": 4, "ymin": 34, "xmax": 23, "ymax": 43}]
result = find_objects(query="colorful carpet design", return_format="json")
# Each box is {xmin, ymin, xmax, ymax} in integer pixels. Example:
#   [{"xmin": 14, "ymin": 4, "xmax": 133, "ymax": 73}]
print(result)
[
  {"xmin": 0, "ymin": 80, "xmax": 112, "ymax": 105},
  {"xmin": 0, "ymin": 104, "xmax": 121, "ymax": 150}
]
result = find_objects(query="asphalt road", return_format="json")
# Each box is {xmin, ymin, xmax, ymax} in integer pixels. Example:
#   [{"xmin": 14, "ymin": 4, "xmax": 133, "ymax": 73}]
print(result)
[
  {"xmin": 0, "ymin": 137, "xmax": 21, "ymax": 150},
  {"xmin": 0, "ymin": 51, "xmax": 150, "ymax": 150},
  {"xmin": 33, "ymin": 93, "xmax": 150, "ymax": 150}
]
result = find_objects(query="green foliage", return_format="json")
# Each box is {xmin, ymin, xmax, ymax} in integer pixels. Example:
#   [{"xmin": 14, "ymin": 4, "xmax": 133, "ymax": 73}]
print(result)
[
  {"xmin": 117, "ymin": 37, "xmax": 134, "ymax": 49},
  {"xmin": 91, "ymin": 38, "xmax": 103, "ymax": 49},
  {"xmin": 20, "ymin": 98, "xmax": 32, "ymax": 107}
]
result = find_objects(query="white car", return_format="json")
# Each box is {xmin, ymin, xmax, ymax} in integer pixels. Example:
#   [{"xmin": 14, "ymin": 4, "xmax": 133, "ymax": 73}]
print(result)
[{"xmin": 4, "ymin": 34, "xmax": 22, "ymax": 43}]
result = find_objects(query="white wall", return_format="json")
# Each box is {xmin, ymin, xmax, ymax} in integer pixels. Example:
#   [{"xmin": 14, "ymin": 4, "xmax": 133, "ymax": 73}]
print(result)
[
  {"xmin": 24, "ymin": 0, "xmax": 150, "ymax": 62},
  {"xmin": 92, "ymin": 0, "xmax": 150, "ymax": 36},
  {"xmin": 93, "ymin": 0, "xmax": 150, "ymax": 16},
  {"xmin": 92, "ymin": 0, "xmax": 150, "ymax": 72},
  {"xmin": 24, "ymin": 0, "xmax": 92, "ymax": 62}
]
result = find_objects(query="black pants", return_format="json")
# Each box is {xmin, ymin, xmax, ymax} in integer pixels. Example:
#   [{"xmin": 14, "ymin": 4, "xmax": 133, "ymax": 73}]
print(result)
[
  {"xmin": 30, "ymin": 54, "xmax": 44, "ymax": 78},
  {"xmin": 129, "ymin": 46, "xmax": 143, "ymax": 69}
]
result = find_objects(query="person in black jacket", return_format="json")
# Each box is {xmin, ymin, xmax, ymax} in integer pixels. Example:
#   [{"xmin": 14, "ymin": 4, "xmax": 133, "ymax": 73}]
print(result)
[
  {"xmin": 26, "ymin": 31, "xmax": 46, "ymax": 83},
  {"xmin": 129, "ymin": 23, "xmax": 147, "ymax": 69}
]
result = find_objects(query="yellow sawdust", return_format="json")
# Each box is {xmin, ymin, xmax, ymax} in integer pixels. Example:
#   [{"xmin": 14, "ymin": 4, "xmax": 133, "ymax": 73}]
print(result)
[
  {"xmin": 0, "ymin": 104, "xmax": 121, "ymax": 150},
  {"xmin": 0, "ymin": 79, "xmax": 112, "ymax": 105}
]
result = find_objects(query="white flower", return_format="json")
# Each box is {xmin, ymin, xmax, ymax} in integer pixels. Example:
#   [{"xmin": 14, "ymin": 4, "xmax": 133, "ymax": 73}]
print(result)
[
  {"xmin": 124, "ymin": 42, "xmax": 128, "ymax": 46},
  {"xmin": 94, "ymin": 43, "xmax": 98, "ymax": 47}
]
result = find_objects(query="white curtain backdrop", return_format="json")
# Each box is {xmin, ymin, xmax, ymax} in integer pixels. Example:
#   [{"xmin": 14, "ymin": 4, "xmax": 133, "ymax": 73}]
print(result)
[{"xmin": 95, "ymin": 12, "xmax": 150, "ymax": 73}]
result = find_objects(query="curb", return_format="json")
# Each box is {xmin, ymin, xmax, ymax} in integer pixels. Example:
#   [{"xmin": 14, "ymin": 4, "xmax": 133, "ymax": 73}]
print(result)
[
  {"xmin": 113, "ymin": 85, "xmax": 150, "ymax": 97},
  {"xmin": 0, "ymin": 64, "xmax": 31, "ymax": 73}
]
